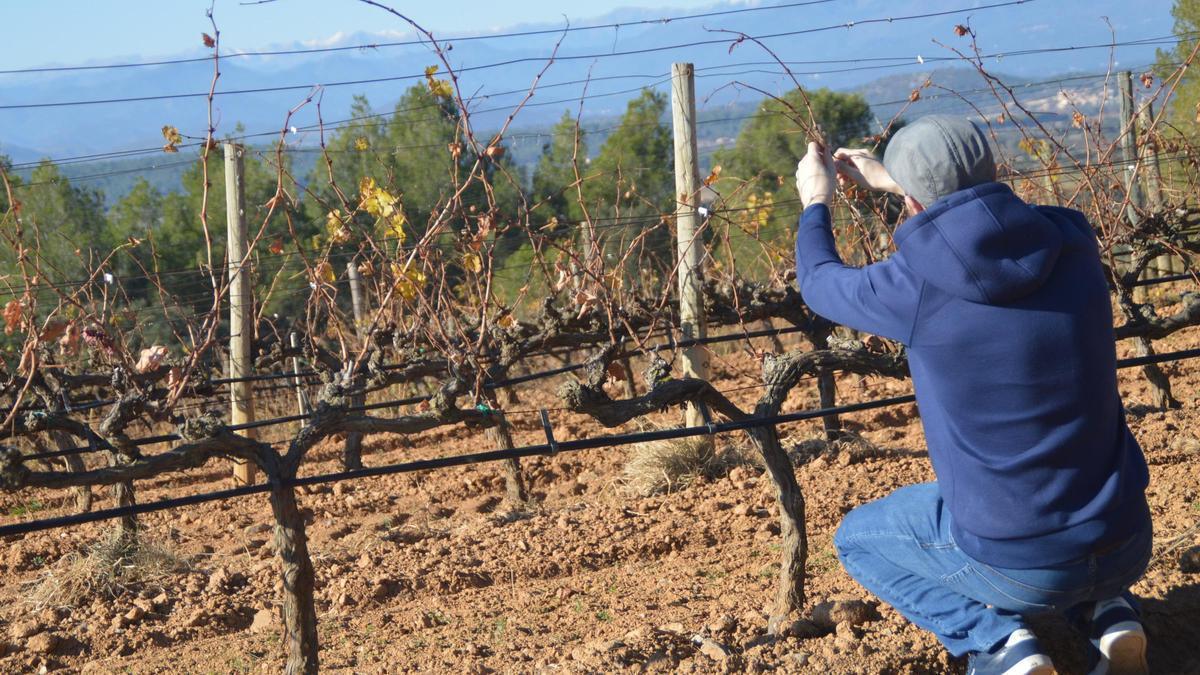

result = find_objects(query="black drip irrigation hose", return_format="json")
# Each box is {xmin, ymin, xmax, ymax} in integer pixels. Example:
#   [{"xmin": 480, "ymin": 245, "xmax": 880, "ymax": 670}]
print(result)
[
  {"xmin": 2, "ymin": 347, "xmax": 1197, "ymax": 539},
  {"xmin": 1128, "ymin": 272, "xmax": 1196, "ymax": 287}
]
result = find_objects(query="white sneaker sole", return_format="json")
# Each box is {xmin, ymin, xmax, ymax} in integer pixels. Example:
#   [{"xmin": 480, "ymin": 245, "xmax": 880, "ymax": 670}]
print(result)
[
  {"xmin": 1003, "ymin": 654, "xmax": 1056, "ymax": 675},
  {"xmin": 1098, "ymin": 623, "xmax": 1149, "ymax": 675}
]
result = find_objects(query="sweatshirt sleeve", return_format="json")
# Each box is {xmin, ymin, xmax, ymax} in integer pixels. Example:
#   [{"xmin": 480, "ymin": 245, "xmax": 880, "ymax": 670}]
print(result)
[{"xmin": 794, "ymin": 204, "xmax": 923, "ymax": 345}]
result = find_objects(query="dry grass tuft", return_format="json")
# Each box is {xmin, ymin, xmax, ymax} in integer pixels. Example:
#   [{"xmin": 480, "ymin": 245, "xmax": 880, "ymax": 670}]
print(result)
[
  {"xmin": 1169, "ymin": 435, "xmax": 1200, "ymax": 454},
  {"xmin": 621, "ymin": 437, "xmax": 743, "ymax": 497},
  {"xmin": 789, "ymin": 430, "xmax": 881, "ymax": 465},
  {"xmin": 26, "ymin": 530, "xmax": 186, "ymax": 608}
]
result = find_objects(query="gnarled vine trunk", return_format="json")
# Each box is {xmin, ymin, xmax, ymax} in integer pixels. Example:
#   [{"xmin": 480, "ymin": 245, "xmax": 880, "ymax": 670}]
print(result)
[
  {"xmin": 747, "ymin": 419, "xmax": 807, "ymax": 634},
  {"xmin": 269, "ymin": 480, "xmax": 319, "ymax": 675},
  {"xmin": 51, "ymin": 430, "xmax": 92, "ymax": 513}
]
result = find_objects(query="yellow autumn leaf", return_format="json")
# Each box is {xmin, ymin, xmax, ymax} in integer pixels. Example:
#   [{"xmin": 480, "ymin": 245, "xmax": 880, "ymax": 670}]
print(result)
[
  {"xmin": 424, "ymin": 65, "xmax": 439, "ymax": 78},
  {"xmin": 383, "ymin": 212, "xmax": 407, "ymax": 243},
  {"xmin": 390, "ymin": 262, "xmax": 426, "ymax": 301},
  {"xmin": 362, "ymin": 184, "xmax": 398, "ymax": 220},
  {"xmin": 429, "ymin": 79, "xmax": 453, "ymax": 99},
  {"xmin": 394, "ymin": 276, "xmax": 421, "ymax": 301},
  {"xmin": 354, "ymin": 136, "xmax": 370, "ymax": 151},
  {"xmin": 325, "ymin": 211, "xmax": 351, "ymax": 244},
  {"xmin": 314, "ymin": 261, "xmax": 337, "ymax": 285},
  {"xmin": 359, "ymin": 176, "xmax": 377, "ymax": 196},
  {"xmin": 462, "ymin": 252, "xmax": 482, "ymax": 273},
  {"xmin": 358, "ymin": 178, "xmax": 406, "ymax": 242},
  {"xmin": 162, "ymin": 125, "xmax": 182, "ymax": 153}
]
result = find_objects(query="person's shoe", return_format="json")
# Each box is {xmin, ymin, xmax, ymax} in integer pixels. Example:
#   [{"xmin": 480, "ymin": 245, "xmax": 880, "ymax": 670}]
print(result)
[
  {"xmin": 1084, "ymin": 639, "xmax": 1109, "ymax": 675},
  {"xmin": 966, "ymin": 629, "xmax": 1056, "ymax": 675},
  {"xmin": 1090, "ymin": 597, "xmax": 1149, "ymax": 675}
]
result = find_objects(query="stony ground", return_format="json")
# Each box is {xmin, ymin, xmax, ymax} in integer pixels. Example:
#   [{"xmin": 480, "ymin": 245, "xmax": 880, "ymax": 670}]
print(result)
[{"xmin": 0, "ymin": 313, "xmax": 1197, "ymax": 673}]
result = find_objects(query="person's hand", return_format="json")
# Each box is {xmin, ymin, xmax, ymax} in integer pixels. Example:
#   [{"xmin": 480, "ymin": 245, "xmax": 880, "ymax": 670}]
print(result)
[
  {"xmin": 833, "ymin": 148, "xmax": 903, "ymax": 195},
  {"xmin": 795, "ymin": 142, "xmax": 835, "ymax": 208}
]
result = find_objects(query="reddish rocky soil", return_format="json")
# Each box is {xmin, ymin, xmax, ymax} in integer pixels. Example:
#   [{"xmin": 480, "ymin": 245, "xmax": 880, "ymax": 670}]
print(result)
[{"xmin": 0, "ymin": 314, "xmax": 1197, "ymax": 673}]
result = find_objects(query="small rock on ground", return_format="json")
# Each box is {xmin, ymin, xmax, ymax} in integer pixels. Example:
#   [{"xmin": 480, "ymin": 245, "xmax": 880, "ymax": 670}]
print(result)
[
  {"xmin": 26, "ymin": 632, "xmax": 58, "ymax": 655},
  {"xmin": 812, "ymin": 599, "xmax": 876, "ymax": 629},
  {"xmin": 1181, "ymin": 546, "xmax": 1200, "ymax": 574},
  {"xmin": 249, "ymin": 608, "xmax": 275, "ymax": 633}
]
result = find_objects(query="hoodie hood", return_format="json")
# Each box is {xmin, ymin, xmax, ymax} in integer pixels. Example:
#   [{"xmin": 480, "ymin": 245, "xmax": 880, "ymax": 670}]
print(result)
[{"xmin": 893, "ymin": 182, "xmax": 1066, "ymax": 304}]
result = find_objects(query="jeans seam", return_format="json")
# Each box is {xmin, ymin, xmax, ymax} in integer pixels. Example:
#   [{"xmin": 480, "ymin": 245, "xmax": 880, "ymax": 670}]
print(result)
[
  {"xmin": 976, "ymin": 561, "xmax": 1082, "ymax": 597},
  {"xmin": 955, "ymin": 564, "xmax": 1057, "ymax": 612},
  {"xmin": 841, "ymin": 531, "xmax": 953, "ymax": 551}
]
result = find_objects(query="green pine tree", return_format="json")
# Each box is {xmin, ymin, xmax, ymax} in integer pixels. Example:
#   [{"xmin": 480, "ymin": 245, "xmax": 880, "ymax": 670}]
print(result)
[{"xmin": 1158, "ymin": 0, "xmax": 1200, "ymax": 128}]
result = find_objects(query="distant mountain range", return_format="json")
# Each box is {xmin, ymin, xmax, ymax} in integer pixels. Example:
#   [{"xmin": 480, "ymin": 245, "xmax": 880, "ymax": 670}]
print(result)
[{"xmin": 1, "ymin": 0, "xmax": 1172, "ymax": 200}]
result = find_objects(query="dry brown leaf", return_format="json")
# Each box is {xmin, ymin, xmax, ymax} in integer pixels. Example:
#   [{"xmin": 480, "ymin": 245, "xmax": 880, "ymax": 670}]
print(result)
[
  {"xmin": 606, "ymin": 361, "xmax": 628, "ymax": 382},
  {"xmin": 59, "ymin": 322, "xmax": 80, "ymax": 355},
  {"xmin": 135, "ymin": 346, "xmax": 169, "ymax": 374},
  {"xmin": 39, "ymin": 320, "xmax": 68, "ymax": 343},
  {"xmin": 703, "ymin": 165, "xmax": 722, "ymax": 187},
  {"xmin": 3, "ymin": 300, "xmax": 22, "ymax": 335}
]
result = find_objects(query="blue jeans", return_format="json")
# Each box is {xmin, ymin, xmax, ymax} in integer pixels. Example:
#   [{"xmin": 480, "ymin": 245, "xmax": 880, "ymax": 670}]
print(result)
[{"xmin": 833, "ymin": 483, "xmax": 1152, "ymax": 657}]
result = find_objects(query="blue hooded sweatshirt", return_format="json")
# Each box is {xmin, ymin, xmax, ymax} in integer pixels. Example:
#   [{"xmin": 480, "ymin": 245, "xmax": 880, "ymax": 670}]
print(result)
[{"xmin": 795, "ymin": 182, "xmax": 1150, "ymax": 568}]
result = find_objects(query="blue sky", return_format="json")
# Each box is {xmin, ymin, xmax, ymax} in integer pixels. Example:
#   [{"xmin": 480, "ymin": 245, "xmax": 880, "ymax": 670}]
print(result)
[
  {"xmin": 0, "ymin": 0, "xmax": 1179, "ymax": 160},
  {"xmin": 1, "ymin": 0, "xmax": 716, "ymax": 69}
]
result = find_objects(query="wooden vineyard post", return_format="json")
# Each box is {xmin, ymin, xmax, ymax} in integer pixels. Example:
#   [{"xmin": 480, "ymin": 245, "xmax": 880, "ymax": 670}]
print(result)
[
  {"xmin": 1118, "ymin": 74, "xmax": 1178, "ymax": 409},
  {"xmin": 1139, "ymin": 102, "xmax": 1173, "ymax": 276},
  {"xmin": 1139, "ymin": 101, "xmax": 1165, "ymax": 212},
  {"xmin": 289, "ymin": 331, "xmax": 310, "ymax": 427},
  {"xmin": 1118, "ymin": 72, "xmax": 1146, "ymax": 304},
  {"xmin": 225, "ymin": 142, "xmax": 257, "ymax": 486},
  {"xmin": 670, "ymin": 62, "xmax": 710, "ymax": 431},
  {"xmin": 1119, "ymin": 72, "xmax": 1146, "ymax": 233},
  {"xmin": 347, "ymin": 259, "xmax": 367, "ymax": 335},
  {"xmin": 344, "ymin": 261, "xmax": 366, "ymax": 470}
]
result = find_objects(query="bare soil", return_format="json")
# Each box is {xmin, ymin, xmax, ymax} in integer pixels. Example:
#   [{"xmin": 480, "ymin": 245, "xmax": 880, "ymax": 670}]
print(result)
[{"xmin": 0, "ymin": 325, "xmax": 1197, "ymax": 674}]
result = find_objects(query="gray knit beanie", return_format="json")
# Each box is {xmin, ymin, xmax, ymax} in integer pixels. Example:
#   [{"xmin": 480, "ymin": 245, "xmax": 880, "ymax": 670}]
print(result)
[{"xmin": 882, "ymin": 115, "xmax": 995, "ymax": 208}]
